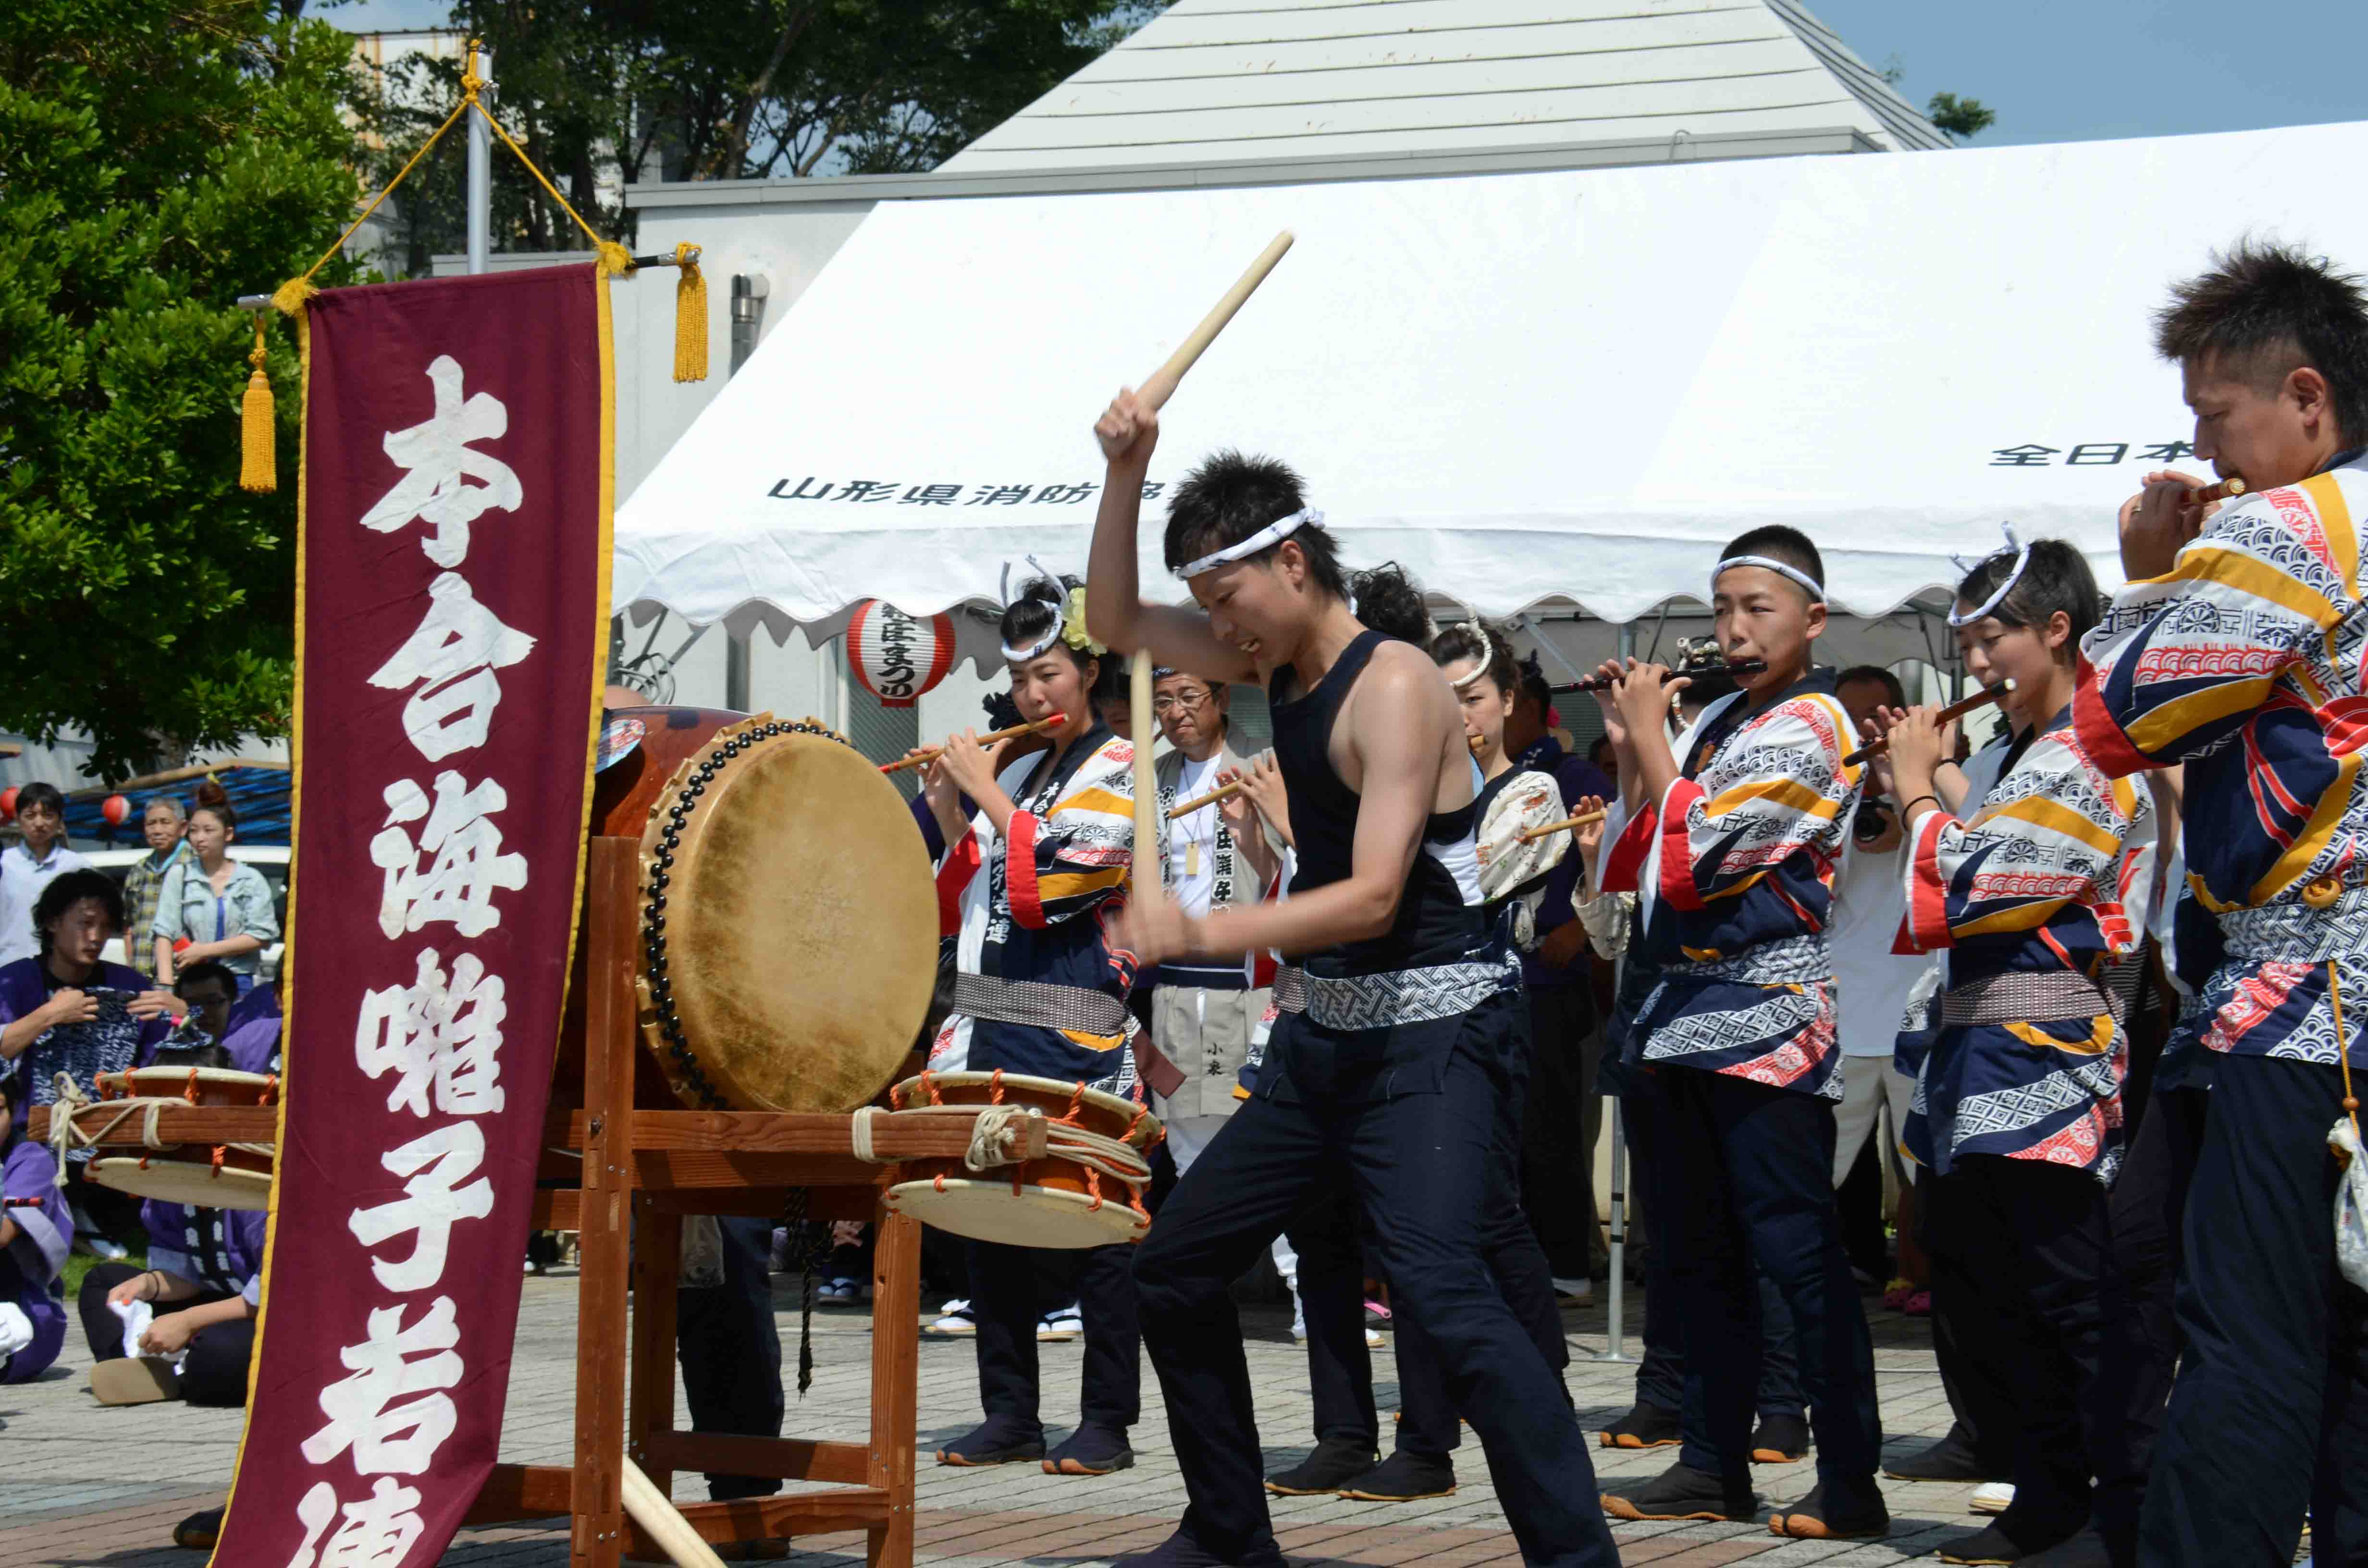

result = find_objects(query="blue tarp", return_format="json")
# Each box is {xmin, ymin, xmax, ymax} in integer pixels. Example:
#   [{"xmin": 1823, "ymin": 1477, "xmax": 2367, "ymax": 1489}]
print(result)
[{"xmin": 65, "ymin": 765, "xmax": 291, "ymax": 848}]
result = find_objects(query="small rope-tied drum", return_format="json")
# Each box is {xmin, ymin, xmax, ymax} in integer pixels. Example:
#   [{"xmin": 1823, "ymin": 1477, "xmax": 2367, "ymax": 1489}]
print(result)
[
  {"xmin": 878, "ymin": 1070, "xmax": 1163, "ymax": 1249},
  {"xmin": 636, "ymin": 714, "xmax": 937, "ymax": 1112},
  {"xmin": 84, "ymin": 1067, "xmax": 279, "ymax": 1213}
]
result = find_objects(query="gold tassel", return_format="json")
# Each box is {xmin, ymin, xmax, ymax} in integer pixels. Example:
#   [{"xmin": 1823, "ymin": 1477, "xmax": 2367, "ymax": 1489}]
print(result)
[
  {"xmin": 239, "ymin": 315, "xmax": 276, "ymax": 494},
  {"xmin": 673, "ymin": 242, "xmax": 708, "ymax": 382},
  {"xmin": 595, "ymin": 240, "xmax": 635, "ymax": 278}
]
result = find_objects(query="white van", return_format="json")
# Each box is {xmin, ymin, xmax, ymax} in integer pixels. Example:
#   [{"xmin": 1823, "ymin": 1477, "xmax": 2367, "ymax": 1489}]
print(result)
[{"xmin": 79, "ymin": 845, "xmax": 290, "ymax": 983}]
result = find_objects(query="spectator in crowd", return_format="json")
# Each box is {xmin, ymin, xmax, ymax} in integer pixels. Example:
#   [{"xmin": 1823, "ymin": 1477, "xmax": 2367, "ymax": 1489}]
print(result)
[
  {"xmin": 121, "ymin": 798, "xmax": 192, "ymax": 982},
  {"xmin": 1588, "ymin": 735, "xmax": 1618, "ymax": 788},
  {"xmin": 0, "ymin": 783, "xmax": 89, "ymax": 968},
  {"xmin": 0, "ymin": 1069, "xmax": 71, "ymax": 1384},
  {"xmin": 151, "ymin": 780, "xmax": 277, "ymax": 992},
  {"xmin": 0, "ymin": 868, "xmax": 182, "ymax": 1256},
  {"xmin": 1503, "ymin": 653, "xmax": 1616, "ymax": 1298}
]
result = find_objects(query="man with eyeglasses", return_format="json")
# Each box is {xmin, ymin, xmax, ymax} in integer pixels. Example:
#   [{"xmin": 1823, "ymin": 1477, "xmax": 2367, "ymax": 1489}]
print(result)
[{"xmin": 1144, "ymin": 670, "xmax": 1281, "ymax": 1175}]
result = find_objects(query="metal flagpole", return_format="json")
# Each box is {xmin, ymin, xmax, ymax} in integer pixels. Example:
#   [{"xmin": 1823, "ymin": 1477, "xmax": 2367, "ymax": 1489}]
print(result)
[
  {"xmin": 1594, "ymin": 618, "xmax": 1639, "ymax": 1363},
  {"xmin": 466, "ymin": 48, "xmax": 494, "ymax": 275}
]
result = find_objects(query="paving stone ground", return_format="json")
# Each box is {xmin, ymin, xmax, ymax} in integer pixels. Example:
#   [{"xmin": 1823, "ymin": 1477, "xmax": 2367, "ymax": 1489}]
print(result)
[{"xmin": 5, "ymin": 1270, "xmax": 1995, "ymax": 1566}]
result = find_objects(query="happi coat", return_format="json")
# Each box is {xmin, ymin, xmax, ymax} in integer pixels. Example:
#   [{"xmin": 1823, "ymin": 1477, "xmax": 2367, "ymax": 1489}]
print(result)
[
  {"xmin": 930, "ymin": 720, "xmax": 1154, "ymax": 1089},
  {"xmin": 0, "ymin": 1137, "xmax": 69, "ymax": 1382},
  {"xmin": 1895, "ymin": 717, "xmax": 2155, "ymax": 1181},
  {"xmin": 1603, "ymin": 674, "xmax": 1864, "ymax": 1099},
  {"xmin": 2074, "ymin": 455, "xmax": 2368, "ymax": 1071}
]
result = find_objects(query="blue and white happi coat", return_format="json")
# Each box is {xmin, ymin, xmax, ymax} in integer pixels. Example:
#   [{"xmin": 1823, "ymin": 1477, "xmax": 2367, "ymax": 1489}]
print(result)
[
  {"xmin": 1603, "ymin": 676, "xmax": 1864, "ymax": 1100},
  {"xmin": 1895, "ymin": 720, "xmax": 2155, "ymax": 1182},
  {"xmin": 2075, "ymin": 454, "xmax": 2368, "ymax": 1071}
]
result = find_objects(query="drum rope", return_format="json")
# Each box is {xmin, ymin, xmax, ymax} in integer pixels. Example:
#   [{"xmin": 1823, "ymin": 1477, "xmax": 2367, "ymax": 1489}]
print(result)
[
  {"xmin": 43, "ymin": 1075, "xmax": 273, "ymax": 1188},
  {"xmin": 851, "ymin": 1103, "xmax": 1151, "ymax": 1184}
]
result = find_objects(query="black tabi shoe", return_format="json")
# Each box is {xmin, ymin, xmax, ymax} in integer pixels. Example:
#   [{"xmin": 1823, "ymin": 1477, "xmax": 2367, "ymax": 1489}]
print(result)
[
  {"xmin": 2016, "ymin": 1524, "xmax": 2114, "ymax": 1568},
  {"xmin": 1043, "ymin": 1424, "xmax": 1135, "ymax": 1475},
  {"xmin": 1884, "ymin": 1423, "xmax": 2002, "ymax": 1482},
  {"xmin": 173, "ymin": 1508, "xmax": 224, "ymax": 1551},
  {"xmin": 1750, "ymin": 1412, "xmax": 1810, "ymax": 1463},
  {"xmin": 1336, "ymin": 1450, "xmax": 1457, "ymax": 1502},
  {"xmin": 1769, "ymin": 1481, "xmax": 1891, "ymax": 1541},
  {"xmin": 1265, "ymin": 1435, "xmax": 1380, "ymax": 1495},
  {"xmin": 1597, "ymin": 1399, "xmax": 1682, "ymax": 1450},
  {"xmin": 1601, "ymin": 1461, "xmax": 1757, "ymax": 1523},
  {"xmin": 1936, "ymin": 1522, "xmax": 2060, "ymax": 1565},
  {"xmin": 935, "ymin": 1418, "xmax": 1046, "ymax": 1467},
  {"xmin": 1113, "ymin": 1528, "xmax": 1289, "ymax": 1568}
]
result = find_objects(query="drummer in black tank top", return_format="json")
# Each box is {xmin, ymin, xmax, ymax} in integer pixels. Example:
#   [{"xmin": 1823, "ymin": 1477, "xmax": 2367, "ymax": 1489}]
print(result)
[{"xmin": 1081, "ymin": 392, "xmax": 1618, "ymax": 1568}]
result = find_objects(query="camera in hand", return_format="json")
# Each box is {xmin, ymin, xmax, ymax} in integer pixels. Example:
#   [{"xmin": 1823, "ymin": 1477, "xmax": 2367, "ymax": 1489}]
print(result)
[{"xmin": 1853, "ymin": 796, "xmax": 1895, "ymax": 845}]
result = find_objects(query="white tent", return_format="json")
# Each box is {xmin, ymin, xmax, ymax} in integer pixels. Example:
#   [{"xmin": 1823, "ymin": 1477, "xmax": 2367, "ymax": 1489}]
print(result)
[{"xmin": 615, "ymin": 119, "xmax": 2368, "ymax": 670}]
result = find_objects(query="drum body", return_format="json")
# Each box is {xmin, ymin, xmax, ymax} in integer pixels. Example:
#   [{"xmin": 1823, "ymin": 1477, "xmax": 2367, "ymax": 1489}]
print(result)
[
  {"xmin": 883, "ymin": 1071, "xmax": 1162, "ymax": 1249},
  {"xmin": 85, "ymin": 1067, "xmax": 277, "ymax": 1213},
  {"xmin": 554, "ymin": 707, "xmax": 937, "ymax": 1113}
]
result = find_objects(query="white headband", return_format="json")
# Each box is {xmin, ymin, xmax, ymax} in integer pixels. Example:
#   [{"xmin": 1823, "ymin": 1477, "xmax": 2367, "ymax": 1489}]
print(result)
[
  {"xmin": 1176, "ymin": 508, "xmax": 1324, "ymax": 580},
  {"xmin": 1947, "ymin": 523, "xmax": 2032, "ymax": 628},
  {"xmin": 998, "ymin": 558, "xmax": 1069, "ymax": 662},
  {"xmin": 1711, "ymin": 554, "xmax": 1825, "ymax": 604}
]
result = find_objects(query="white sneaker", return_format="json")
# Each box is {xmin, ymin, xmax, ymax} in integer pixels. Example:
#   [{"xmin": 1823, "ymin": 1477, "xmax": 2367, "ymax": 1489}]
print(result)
[
  {"xmin": 923, "ymin": 1298, "xmax": 975, "ymax": 1337},
  {"xmin": 1364, "ymin": 1327, "xmax": 1385, "ymax": 1349},
  {"xmin": 1038, "ymin": 1306, "xmax": 1084, "ymax": 1342},
  {"xmin": 1552, "ymin": 1276, "xmax": 1595, "ymax": 1307},
  {"xmin": 1969, "ymin": 1482, "xmax": 2015, "ymax": 1515},
  {"xmin": 75, "ymin": 1235, "xmax": 128, "ymax": 1262}
]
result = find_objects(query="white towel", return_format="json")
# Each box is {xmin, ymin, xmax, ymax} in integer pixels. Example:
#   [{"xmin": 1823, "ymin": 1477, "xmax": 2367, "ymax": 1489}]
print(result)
[
  {"xmin": 0, "ymin": 1301, "xmax": 32, "ymax": 1361},
  {"xmin": 108, "ymin": 1297, "xmax": 187, "ymax": 1372}
]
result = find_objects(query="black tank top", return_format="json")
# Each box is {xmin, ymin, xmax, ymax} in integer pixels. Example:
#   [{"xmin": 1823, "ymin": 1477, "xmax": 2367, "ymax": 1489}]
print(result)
[{"xmin": 1269, "ymin": 630, "xmax": 1488, "ymax": 976}]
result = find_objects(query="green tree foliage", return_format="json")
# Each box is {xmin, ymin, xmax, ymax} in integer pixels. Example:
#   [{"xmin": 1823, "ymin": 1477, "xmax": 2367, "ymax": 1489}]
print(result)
[
  {"xmin": 358, "ymin": 1, "xmax": 1160, "ymax": 273},
  {"xmin": 0, "ymin": 0, "xmax": 364, "ymax": 780},
  {"xmin": 1926, "ymin": 91, "xmax": 1997, "ymax": 143}
]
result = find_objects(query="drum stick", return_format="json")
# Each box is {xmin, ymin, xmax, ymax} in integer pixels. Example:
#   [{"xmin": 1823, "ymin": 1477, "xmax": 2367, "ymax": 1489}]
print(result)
[
  {"xmin": 1168, "ymin": 777, "xmax": 1246, "ymax": 821},
  {"xmin": 622, "ymin": 1456, "xmax": 729, "ymax": 1568},
  {"xmin": 1131, "ymin": 650, "xmax": 1163, "ymax": 902},
  {"xmin": 1136, "ymin": 232, "xmax": 1295, "ymax": 412},
  {"xmin": 880, "ymin": 713, "xmax": 1066, "ymax": 774},
  {"xmin": 1516, "ymin": 808, "xmax": 1608, "ymax": 845},
  {"xmin": 1840, "ymin": 679, "xmax": 2017, "ymax": 767}
]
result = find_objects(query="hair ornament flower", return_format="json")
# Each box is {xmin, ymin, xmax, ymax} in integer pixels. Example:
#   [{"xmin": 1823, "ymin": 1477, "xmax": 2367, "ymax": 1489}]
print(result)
[{"xmin": 1061, "ymin": 584, "xmax": 1108, "ymax": 656}]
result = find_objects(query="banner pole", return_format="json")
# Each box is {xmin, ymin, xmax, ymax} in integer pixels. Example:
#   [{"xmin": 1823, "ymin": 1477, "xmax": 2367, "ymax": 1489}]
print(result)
[{"xmin": 467, "ymin": 44, "xmax": 495, "ymax": 274}]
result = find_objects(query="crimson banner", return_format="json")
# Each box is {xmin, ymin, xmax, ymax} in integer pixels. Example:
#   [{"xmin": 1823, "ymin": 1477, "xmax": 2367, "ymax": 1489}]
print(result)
[{"xmin": 213, "ymin": 267, "xmax": 610, "ymax": 1568}]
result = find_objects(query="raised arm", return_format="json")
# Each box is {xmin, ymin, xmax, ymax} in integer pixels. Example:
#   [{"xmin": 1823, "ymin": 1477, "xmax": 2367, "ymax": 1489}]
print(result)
[{"xmin": 1085, "ymin": 389, "xmax": 1258, "ymax": 684}]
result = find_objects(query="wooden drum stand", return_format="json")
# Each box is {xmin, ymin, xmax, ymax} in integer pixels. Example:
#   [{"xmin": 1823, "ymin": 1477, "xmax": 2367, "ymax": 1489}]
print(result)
[{"xmin": 46, "ymin": 835, "xmax": 1030, "ymax": 1568}]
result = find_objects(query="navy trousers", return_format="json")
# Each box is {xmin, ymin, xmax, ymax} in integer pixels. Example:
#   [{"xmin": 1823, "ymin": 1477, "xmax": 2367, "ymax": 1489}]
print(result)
[
  {"xmin": 677, "ymin": 1215, "xmax": 785, "ymax": 1501},
  {"xmin": 1283, "ymin": 1184, "xmax": 1381, "ymax": 1449},
  {"xmin": 1136, "ymin": 1000, "xmax": 1618, "ymax": 1568},
  {"xmin": 1623, "ymin": 1064, "xmax": 1804, "ymax": 1445},
  {"xmin": 1294, "ymin": 1029, "xmax": 1569, "ymax": 1458},
  {"xmin": 1927, "ymin": 1156, "xmax": 2154, "ymax": 1558},
  {"xmin": 967, "ymin": 1237, "xmax": 1140, "ymax": 1436},
  {"xmin": 2140, "ymin": 1053, "xmax": 2368, "ymax": 1567},
  {"xmin": 1918, "ymin": 1165, "xmax": 2024, "ymax": 1477},
  {"xmin": 1651, "ymin": 1066, "xmax": 1882, "ymax": 1504}
]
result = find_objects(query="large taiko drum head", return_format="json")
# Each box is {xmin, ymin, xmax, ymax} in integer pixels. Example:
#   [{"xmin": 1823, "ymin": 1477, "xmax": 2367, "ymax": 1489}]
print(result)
[{"xmin": 634, "ymin": 716, "xmax": 935, "ymax": 1112}]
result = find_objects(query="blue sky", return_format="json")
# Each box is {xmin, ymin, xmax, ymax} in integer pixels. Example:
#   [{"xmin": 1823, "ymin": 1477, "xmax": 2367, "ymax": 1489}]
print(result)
[{"xmin": 326, "ymin": 0, "xmax": 2367, "ymax": 149}]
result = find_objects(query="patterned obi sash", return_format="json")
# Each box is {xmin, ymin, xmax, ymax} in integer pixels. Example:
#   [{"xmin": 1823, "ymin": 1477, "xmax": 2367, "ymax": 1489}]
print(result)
[
  {"xmin": 1270, "ymin": 952, "xmax": 1520, "ymax": 1031},
  {"xmin": 1664, "ymin": 933, "xmax": 1830, "ymax": 987}
]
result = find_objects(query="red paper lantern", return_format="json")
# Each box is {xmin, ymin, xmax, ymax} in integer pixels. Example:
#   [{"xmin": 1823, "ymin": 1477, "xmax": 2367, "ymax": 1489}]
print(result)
[
  {"xmin": 0, "ymin": 787, "xmax": 15, "ymax": 822},
  {"xmin": 101, "ymin": 793, "xmax": 133, "ymax": 827},
  {"xmin": 847, "ymin": 600, "xmax": 957, "ymax": 710}
]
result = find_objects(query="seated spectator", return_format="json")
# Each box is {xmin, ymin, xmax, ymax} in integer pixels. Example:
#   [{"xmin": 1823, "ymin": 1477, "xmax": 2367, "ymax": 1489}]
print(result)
[
  {"xmin": 0, "ymin": 868, "xmax": 182, "ymax": 1256},
  {"xmin": 0, "ymin": 783, "xmax": 90, "ymax": 968},
  {"xmin": 121, "ymin": 798, "xmax": 192, "ymax": 982},
  {"xmin": 151, "ymin": 781, "xmax": 277, "ymax": 992},
  {"xmin": 78, "ymin": 1188, "xmax": 262, "ymax": 1407},
  {"xmin": 0, "ymin": 1070, "xmax": 71, "ymax": 1383}
]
